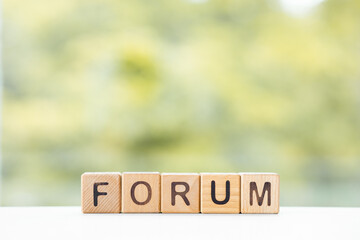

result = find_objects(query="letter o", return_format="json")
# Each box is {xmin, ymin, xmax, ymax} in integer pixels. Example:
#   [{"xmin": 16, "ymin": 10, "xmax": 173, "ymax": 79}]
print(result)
[{"xmin": 130, "ymin": 181, "xmax": 152, "ymax": 205}]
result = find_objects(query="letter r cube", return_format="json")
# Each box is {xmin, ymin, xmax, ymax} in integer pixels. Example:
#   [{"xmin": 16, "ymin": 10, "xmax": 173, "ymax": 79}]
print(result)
[
  {"xmin": 161, "ymin": 173, "xmax": 200, "ymax": 213},
  {"xmin": 240, "ymin": 173, "xmax": 280, "ymax": 214}
]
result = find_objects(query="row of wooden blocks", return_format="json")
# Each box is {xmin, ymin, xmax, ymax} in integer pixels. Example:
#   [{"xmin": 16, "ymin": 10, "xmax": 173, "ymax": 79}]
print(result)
[{"xmin": 81, "ymin": 172, "xmax": 279, "ymax": 214}]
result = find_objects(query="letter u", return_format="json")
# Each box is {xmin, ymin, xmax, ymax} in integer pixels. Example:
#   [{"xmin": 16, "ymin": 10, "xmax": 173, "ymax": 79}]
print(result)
[{"xmin": 211, "ymin": 180, "xmax": 230, "ymax": 205}]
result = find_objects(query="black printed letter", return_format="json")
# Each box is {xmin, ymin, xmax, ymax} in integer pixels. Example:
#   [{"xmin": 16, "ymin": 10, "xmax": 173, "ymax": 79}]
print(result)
[
  {"xmin": 171, "ymin": 182, "xmax": 190, "ymax": 206},
  {"xmin": 250, "ymin": 182, "xmax": 271, "ymax": 206},
  {"xmin": 93, "ymin": 182, "xmax": 108, "ymax": 207},
  {"xmin": 130, "ymin": 181, "xmax": 152, "ymax": 205},
  {"xmin": 211, "ymin": 180, "xmax": 230, "ymax": 205}
]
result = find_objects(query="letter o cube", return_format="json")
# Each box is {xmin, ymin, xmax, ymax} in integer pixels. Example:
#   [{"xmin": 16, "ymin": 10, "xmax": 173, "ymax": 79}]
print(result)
[{"xmin": 122, "ymin": 172, "xmax": 160, "ymax": 213}]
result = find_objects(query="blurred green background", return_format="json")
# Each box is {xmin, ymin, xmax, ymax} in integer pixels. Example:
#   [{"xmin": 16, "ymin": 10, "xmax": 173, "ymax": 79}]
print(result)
[{"xmin": 1, "ymin": 0, "xmax": 360, "ymax": 206}]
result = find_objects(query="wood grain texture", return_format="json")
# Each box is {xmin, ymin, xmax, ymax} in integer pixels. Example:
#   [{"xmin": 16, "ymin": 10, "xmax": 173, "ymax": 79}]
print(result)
[
  {"xmin": 240, "ymin": 173, "xmax": 279, "ymax": 214},
  {"xmin": 201, "ymin": 173, "xmax": 240, "ymax": 213},
  {"xmin": 161, "ymin": 173, "xmax": 200, "ymax": 213},
  {"xmin": 122, "ymin": 172, "xmax": 160, "ymax": 213},
  {"xmin": 81, "ymin": 172, "xmax": 121, "ymax": 213}
]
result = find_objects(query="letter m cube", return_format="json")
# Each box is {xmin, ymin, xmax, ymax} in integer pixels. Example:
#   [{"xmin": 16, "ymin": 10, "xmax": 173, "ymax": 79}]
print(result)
[{"xmin": 240, "ymin": 173, "xmax": 279, "ymax": 214}]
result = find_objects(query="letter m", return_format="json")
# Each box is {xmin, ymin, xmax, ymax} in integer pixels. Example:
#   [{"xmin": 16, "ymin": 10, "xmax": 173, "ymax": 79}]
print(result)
[{"xmin": 250, "ymin": 182, "xmax": 271, "ymax": 206}]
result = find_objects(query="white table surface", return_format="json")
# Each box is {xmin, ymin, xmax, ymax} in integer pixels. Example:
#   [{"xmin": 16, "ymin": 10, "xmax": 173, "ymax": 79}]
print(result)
[{"xmin": 0, "ymin": 207, "xmax": 359, "ymax": 240}]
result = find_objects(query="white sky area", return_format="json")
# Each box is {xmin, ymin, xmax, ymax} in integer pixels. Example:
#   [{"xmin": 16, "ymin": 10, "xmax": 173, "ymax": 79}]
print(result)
[{"xmin": 278, "ymin": 0, "xmax": 326, "ymax": 16}]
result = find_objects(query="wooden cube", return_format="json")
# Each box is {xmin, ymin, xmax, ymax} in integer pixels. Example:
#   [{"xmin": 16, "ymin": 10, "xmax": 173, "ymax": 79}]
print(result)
[
  {"xmin": 81, "ymin": 172, "xmax": 121, "ymax": 213},
  {"xmin": 200, "ymin": 173, "xmax": 240, "ymax": 213},
  {"xmin": 161, "ymin": 173, "xmax": 200, "ymax": 213},
  {"xmin": 122, "ymin": 172, "xmax": 160, "ymax": 213},
  {"xmin": 240, "ymin": 173, "xmax": 280, "ymax": 214}
]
